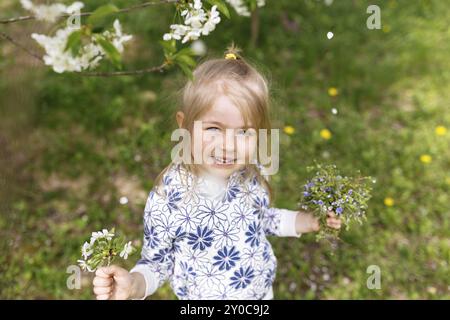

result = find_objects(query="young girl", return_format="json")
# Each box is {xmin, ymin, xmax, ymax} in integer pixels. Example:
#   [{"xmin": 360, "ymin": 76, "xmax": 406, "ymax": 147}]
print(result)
[{"xmin": 92, "ymin": 51, "xmax": 341, "ymax": 300}]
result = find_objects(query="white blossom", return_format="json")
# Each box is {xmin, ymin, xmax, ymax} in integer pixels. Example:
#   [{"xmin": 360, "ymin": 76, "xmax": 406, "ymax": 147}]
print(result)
[
  {"xmin": 225, "ymin": 0, "xmax": 265, "ymax": 17},
  {"xmin": 81, "ymin": 241, "xmax": 93, "ymax": 259},
  {"xmin": 31, "ymin": 19, "xmax": 132, "ymax": 73},
  {"xmin": 20, "ymin": 0, "xmax": 85, "ymax": 23},
  {"xmin": 111, "ymin": 20, "xmax": 133, "ymax": 53},
  {"xmin": 77, "ymin": 259, "xmax": 94, "ymax": 272},
  {"xmin": 201, "ymin": 5, "xmax": 220, "ymax": 35},
  {"xmin": 90, "ymin": 228, "xmax": 115, "ymax": 244},
  {"xmin": 119, "ymin": 241, "xmax": 133, "ymax": 259},
  {"xmin": 163, "ymin": 2, "xmax": 221, "ymax": 43},
  {"xmin": 193, "ymin": 0, "xmax": 203, "ymax": 10},
  {"xmin": 66, "ymin": 2, "xmax": 85, "ymax": 14}
]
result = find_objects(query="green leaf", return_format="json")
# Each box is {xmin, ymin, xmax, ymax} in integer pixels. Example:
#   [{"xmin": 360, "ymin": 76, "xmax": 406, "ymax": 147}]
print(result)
[
  {"xmin": 173, "ymin": 47, "xmax": 195, "ymax": 58},
  {"xmin": 175, "ymin": 54, "xmax": 196, "ymax": 68},
  {"xmin": 206, "ymin": 0, "xmax": 230, "ymax": 19},
  {"xmin": 64, "ymin": 30, "xmax": 82, "ymax": 56},
  {"xmin": 95, "ymin": 35, "xmax": 122, "ymax": 69},
  {"xmin": 159, "ymin": 40, "xmax": 177, "ymax": 56},
  {"xmin": 177, "ymin": 61, "xmax": 193, "ymax": 80},
  {"xmin": 87, "ymin": 4, "xmax": 119, "ymax": 28}
]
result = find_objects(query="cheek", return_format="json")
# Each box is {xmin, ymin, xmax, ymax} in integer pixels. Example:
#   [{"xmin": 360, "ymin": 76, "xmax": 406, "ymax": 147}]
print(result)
[
  {"xmin": 201, "ymin": 132, "xmax": 220, "ymax": 150},
  {"xmin": 192, "ymin": 131, "xmax": 222, "ymax": 159},
  {"xmin": 202, "ymin": 131, "xmax": 215, "ymax": 143}
]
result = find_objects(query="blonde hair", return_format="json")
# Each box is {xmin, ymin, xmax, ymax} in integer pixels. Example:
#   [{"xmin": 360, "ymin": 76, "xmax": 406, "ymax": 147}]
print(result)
[{"xmin": 154, "ymin": 48, "xmax": 274, "ymax": 201}]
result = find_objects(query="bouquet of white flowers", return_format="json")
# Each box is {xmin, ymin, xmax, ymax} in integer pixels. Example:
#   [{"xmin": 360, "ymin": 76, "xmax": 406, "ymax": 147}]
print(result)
[
  {"xmin": 77, "ymin": 228, "xmax": 135, "ymax": 272},
  {"xmin": 298, "ymin": 162, "xmax": 374, "ymax": 241}
]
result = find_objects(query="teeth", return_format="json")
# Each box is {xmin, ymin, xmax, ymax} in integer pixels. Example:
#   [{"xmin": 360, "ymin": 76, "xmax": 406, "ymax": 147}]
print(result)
[{"xmin": 213, "ymin": 156, "xmax": 235, "ymax": 164}]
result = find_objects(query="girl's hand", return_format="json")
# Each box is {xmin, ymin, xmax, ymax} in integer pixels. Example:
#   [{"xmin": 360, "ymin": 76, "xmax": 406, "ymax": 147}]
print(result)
[
  {"xmin": 93, "ymin": 265, "xmax": 134, "ymax": 300},
  {"xmin": 296, "ymin": 211, "xmax": 342, "ymax": 233},
  {"xmin": 325, "ymin": 211, "xmax": 342, "ymax": 230},
  {"xmin": 295, "ymin": 211, "xmax": 320, "ymax": 233}
]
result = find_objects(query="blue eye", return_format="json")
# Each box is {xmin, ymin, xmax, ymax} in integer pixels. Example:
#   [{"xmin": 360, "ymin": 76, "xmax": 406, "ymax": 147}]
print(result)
[
  {"xmin": 236, "ymin": 129, "xmax": 254, "ymax": 136},
  {"xmin": 206, "ymin": 126, "xmax": 220, "ymax": 131}
]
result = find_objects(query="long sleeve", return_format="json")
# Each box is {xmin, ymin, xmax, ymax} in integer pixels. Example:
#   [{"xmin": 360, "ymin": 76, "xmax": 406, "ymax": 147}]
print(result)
[
  {"xmin": 130, "ymin": 189, "xmax": 177, "ymax": 298},
  {"xmin": 252, "ymin": 169, "xmax": 301, "ymax": 238},
  {"xmin": 262, "ymin": 206, "xmax": 301, "ymax": 237}
]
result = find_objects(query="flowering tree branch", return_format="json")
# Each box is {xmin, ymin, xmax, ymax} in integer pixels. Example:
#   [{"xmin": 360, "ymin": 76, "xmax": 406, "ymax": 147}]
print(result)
[
  {"xmin": 0, "ymin": 0, "xmax": 265, "ymax": 77},
  {"xmin": 0, "ymin": 30, "xmax": 168, "ymax": 77},
  {"xmin": 0, "ymin": 0, "xmax": 179, "ymax": 25}
]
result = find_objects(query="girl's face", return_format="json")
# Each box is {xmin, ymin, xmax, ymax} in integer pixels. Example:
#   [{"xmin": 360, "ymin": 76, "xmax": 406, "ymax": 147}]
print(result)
[{"xmin": 189, "ymin": 95, "xmax": 258, "ymax": 181}]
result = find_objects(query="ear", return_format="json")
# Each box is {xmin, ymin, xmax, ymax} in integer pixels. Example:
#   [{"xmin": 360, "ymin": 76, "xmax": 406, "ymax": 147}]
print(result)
[{"xmin": 176, "ymin": 111, "xmax": 185, "ymax": 128}]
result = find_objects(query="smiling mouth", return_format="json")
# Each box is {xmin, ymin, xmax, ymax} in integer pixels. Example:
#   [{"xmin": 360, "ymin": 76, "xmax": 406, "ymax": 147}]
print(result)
[{"xmin": 211, "ymin": 156, "xmax": 236, "ymax": 165}]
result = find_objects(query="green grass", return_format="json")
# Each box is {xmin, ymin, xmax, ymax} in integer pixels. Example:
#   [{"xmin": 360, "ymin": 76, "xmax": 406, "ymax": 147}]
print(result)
[{"xmin": 0, "ymin": 0, "xmax": 449, "ymax": 299}]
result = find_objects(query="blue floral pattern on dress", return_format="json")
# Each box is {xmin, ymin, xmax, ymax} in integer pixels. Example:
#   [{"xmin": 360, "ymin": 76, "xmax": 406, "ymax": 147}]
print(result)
[
  {"xmin": 223, "ymin": 184, "xmax": 241, "ymax": 203},
  {"xmin": 230, "ymin": 266, "xmax": 255, "ymax": 289},
  {"xmin": 213, "ymin": 246, "xmax": 240, "ymax": 271},
  {"xmin": 164, "ymin": 189, "xmax": 182, "ymax": 213},
  {"xmin": 245, "ymin": 221, "xmax": 262, "ymax": 247},
  {"xmin": 144, "ymin": 224, "xmax": 159, "ymax": 249},
  {"xmin": 187, "ymin": 226, "xmax": 214, "ymax": 251}
]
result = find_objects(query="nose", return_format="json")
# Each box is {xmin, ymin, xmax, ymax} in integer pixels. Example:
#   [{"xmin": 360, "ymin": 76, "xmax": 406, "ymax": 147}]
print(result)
[
  {"xmin": 226, "ymin": 129, "xmax": 238, "ymax": 156},
  {"xmin": 213, "ymin": 130, "xmax": 236, "ymax": 159}
]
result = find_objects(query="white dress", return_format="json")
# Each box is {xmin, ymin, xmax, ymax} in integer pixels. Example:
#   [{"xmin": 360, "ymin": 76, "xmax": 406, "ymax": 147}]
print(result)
[{"xmin": 130, "ymin": 163, "xmax": 300, "ymax": 300}]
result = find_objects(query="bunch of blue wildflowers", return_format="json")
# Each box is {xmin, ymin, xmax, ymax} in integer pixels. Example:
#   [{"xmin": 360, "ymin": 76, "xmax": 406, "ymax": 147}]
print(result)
[{"xmin": 298, "ymin": 162, "xmax": 374, "ymax": 241}]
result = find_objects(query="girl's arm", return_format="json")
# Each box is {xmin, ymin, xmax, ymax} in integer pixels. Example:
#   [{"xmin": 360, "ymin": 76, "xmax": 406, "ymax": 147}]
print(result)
[
  {"xmin": 92, "ymin": 189, "xmax": 178, "ymax": 300},
  {"xmin": 129, "ymin": 189, "xmax": 177, "ymax": 299},
  {"xmin": 295, "ymin": 210, "xmax": 342, "ymax": 234},
  {"xmin": 129, "ymin": 271, "xmax": 146, "ymax": 299},
  {"xmin": 258, "ymin": 186, "xmax": 341, "ymax": 236}
]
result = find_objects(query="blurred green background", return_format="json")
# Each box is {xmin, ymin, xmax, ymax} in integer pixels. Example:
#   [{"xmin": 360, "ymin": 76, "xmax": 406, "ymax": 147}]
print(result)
[{"xmin": 0, "ymin": 0, "xmax": 449, "ymax": 299}]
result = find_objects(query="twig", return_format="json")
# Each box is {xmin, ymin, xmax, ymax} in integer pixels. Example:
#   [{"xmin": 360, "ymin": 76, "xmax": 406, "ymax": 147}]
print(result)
[
  {"xmin": 249, "ymin": 8, "xmax": 260, "ymax": 48},
  {"xmin": 0, "ymin": 31, "xmax": 43, "ymax": 62},
  {"xmin": 0, "ymin": 0, "xmax": 179, "ymax": 25},
  {"xmin": 80, "ymin": 62, "xmax": 169, "ymax": 77},
  {"xmin": 0, "ymin": 15, "xmax": 34, "ymax": 24}
]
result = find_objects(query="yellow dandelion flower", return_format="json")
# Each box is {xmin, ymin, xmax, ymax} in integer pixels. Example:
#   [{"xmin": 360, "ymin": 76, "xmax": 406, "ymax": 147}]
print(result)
[
  {"xmin": 382, "ymin": 25, "xmax": 391, "ymax": 33},
  {"xmin": 328, "ymin": 87, "xmax": 339, "ymax": 97},
  {"xmin": 435, "ymin": 126, "xmax": 447, "ymax": 136},
  {"xmin": 283, "ymin": 126, "xmax": 295, "ymax": 135},
  {"xmin": 384, "ymin": 197, "xmax": 394, "ymax": 207},
  {"xmin": 320, "ymin": 129, "xmax": 332, "ymax": 140},
  {"xmin": 420, "ymin": 154, "xmax": 432, "ymax": 164}
]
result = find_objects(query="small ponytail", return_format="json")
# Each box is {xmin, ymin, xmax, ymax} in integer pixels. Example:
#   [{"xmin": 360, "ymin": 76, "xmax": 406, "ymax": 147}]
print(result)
[{"xmin": 224, "ymin": 42, "xmax": 243, "ymax": 60}]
